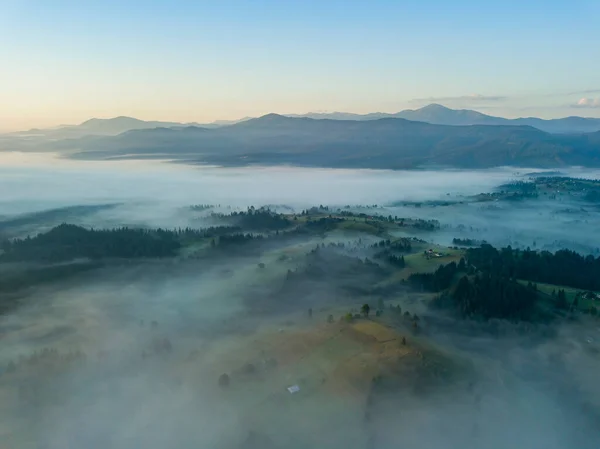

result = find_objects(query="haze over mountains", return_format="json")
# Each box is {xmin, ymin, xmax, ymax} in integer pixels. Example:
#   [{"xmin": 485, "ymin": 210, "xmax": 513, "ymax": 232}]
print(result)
[
  {"xmin": 291, "ymin": 104, "xmax": 600, "ymax": 134},
  {"xmin": 7, "ymin": 116, "xmax": 250, "ymax": 139},
  {"xmin": 55, "ymin": 113, "xmax": 600, "ymax": 170},
  {"xmin": 3, "ymin": 104, "xmax": 600, "ymax": 170},
  {"xmin": 8, "ymin": 117, "xmax": 202, "ymax": 139},
  {"xmin": 7, "ymin": 104, "xmax": 600, "ymax": 138}
]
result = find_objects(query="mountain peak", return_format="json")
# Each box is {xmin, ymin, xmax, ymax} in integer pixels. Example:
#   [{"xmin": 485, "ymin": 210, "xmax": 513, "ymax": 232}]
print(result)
[
  {"xmin": 419, "ymin": 103, "xmax": 452, "ymax": 112},
  {"xmin": 257, "ymin": 113, "xmax": 288, "ymax": 120},
  {"xmin": 244, "ymin": 113, "xmax": 294, "ymax": 125},
  {"xmin": 80, "ymin": 116, "xmax": 140, "ymax": 125}
]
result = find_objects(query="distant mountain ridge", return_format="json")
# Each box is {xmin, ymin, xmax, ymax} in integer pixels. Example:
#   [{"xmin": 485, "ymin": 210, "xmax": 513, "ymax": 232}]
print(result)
[
  {"xmin": 77, "ymin": 116, "xmax": 195, "ymax": 135},
  {"xmin": 6, "ymin": 116, "xmax": 250, "ymax": 139},
  {"xmin": 288, "ymin": 104, "xmax": 600, "ymax": 134},
  {"xmin": 56, "ymin": 113, "xmax": 600, "ymax": 170},
  {"xmin": 5, "ymin": 104, "xmax": 600, "ymax": 138},
  {"xmin": 8, "ymin": 116, "xmax": 203, "ymax": 139}
]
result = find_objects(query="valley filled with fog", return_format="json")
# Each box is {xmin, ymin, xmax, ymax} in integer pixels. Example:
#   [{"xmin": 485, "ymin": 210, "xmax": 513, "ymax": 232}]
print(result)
[
  {"xmin": 1, "ymin": 152, "xmax": 600, "ymax": 449},
  {"xmin": 2, "ymin": 153, "xmax": 599, "ymax": 254}
]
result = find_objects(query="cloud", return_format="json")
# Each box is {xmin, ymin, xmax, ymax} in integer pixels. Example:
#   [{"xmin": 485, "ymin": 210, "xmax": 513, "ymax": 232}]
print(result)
[
  {"xmin": 567, "ymin": 89, "xmax": 600, "ymax": 95},
  {"xmin": 572, "ymin": 97, "xmax": 600, "ymax": 108},
  {"xmin": 410, "ymin": 94, "xmax": 507, "ymax": 104}
]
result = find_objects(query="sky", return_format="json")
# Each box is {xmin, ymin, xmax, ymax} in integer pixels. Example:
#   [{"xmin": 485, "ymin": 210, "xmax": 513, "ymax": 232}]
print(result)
[{"xmin": 1, "ymin": 0, "xmax": 599, "ymax": 131}]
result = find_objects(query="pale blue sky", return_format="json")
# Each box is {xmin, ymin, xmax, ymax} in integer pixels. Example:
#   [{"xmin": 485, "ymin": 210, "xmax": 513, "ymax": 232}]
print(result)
[{"xmin": 1, "ymin": 0, "xmax": 599, "ymax": 130}]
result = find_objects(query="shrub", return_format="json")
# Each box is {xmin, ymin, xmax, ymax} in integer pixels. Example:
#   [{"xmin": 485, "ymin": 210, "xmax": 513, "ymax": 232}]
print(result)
[{"xmin": 361, "ymin": 304, "xmax": 371, "ymax": 317}]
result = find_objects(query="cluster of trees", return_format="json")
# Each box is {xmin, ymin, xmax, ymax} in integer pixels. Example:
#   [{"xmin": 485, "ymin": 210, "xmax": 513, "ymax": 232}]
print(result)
[
  {"xmin": 433, "ymin": 274, "xmax": 538, "ymax": 320},
  {"xmin": 408, "ymin": 243, "xmax": 600, "ymax": 320},
  {"xmin": 538, "ymin": 176, "xmax": 599, "ymax": 190},
  {"xmin": 370, "ymin": 238, "xmax": 412, "ymax": 252},
  {"xmin": 189, "ymin": 204, "xmax": 214, "ymax": 211},
  {"xmin": 554, "ymin": 289, "xmax": 569, "ymax": 310},
  {"xmin": 303, "ymin": 217, "xmax": 344, "ymax": 232},
  {"xmin": 390, "ymin": 239, "xmax": 413, "ymax": 252},
  {"xmin": 493, "ymin": 181, "xmax": 539, "ymax": 200},
  {"xmin": 336, "ymin": 210, "xmax": 406, "ymax": 225},
  {"xmin": 0, "ymin": 224, "xmax": 182, "ymax": 262},
  {"xmin": 465, "ymin": 244, "xmax": 600, "ymax": 291},
  {"xmin": 372, "ymin": 239, "xmax": 392, "ymax": 248},
  {"xmin": 405, "ymin": 255, "xmax": 540, "ymax": 319},
  {"xmin": 0, "ymin": 224, "xmax": 254, "ymax": 263},
  {"xmin": 298, "ymin": 205, "xmax": 330, "ymax": 215},
  {"xmin": 178, "ymin": 226, "xmax": 240, "ymax": 240},
  {"xmin": 452, "ymin": 238, "xmax": 487, "ymax": 247},
  {"xmin": 411, "ymin": 219, "xmax": 440, "ymax": 231},
  {"xmin": 212, "ymin": 207, "xmax": 291, "ymax": 230},
  {"xmin": 408, "ymin": 261, "xmax": 461, "ymax": 292},
  {"xmin": 215, "ymin": 233, "xmax": 264, "ymax": 248},
  {"xmin": 386, "ymin": 254, "xmax": 406, "ymax": 268},
  {"xmin": 374, "ymin": 250, "xmax": 406, "ymax": 268},
  {"xmin": 499, "ymin": 180, "xmax": 538, "ymax": 193}
]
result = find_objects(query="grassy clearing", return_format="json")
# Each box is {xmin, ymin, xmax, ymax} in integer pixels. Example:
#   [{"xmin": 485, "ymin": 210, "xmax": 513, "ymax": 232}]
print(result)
[
  {"xmin": 518, "ymin": 280, "xmax": 599, "ymax": 311},
  {"xmin": 402, "ymin": 247, "xmax": 463, "ymax": 277}
]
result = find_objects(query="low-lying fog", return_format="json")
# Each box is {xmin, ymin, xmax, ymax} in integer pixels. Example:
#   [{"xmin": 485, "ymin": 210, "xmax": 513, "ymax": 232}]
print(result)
[
  {"xmin": 1, "ymin": 151, "xmax": 600, "ymax": 448},
  {"xmin": 1, "ymin": 152, "xmax": 599, "ymax": 253},
  {"xmin": 0, "ymin": 152, "xmax": 516, "ymax": 212}
]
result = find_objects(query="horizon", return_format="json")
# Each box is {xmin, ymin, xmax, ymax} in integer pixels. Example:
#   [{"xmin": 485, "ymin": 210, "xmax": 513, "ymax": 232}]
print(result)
[
  {"xmin": 1, "ymin": 0, "xmax": 599, "ymax": 132},
  {"xmin": 4, "ymin": 102, "xmax": 600, "ymax": 134}
]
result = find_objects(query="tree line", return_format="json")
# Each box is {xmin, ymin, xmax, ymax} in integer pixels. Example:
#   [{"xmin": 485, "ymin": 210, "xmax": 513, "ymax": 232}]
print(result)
[
  {"xmin": 409, "ymin": 243, "xmax": 600, "ymax": 320},
  {"xmin": 432, "ymin": 274, "xmax": 538, "ymax": 320},
  {"xmin": 465, "ymin": 244, "xmax": 600, "ymax": 291},
  {"xmin": 211, "ymin": 207, "xmax": 291, "ymax": 230},
  {"xmin": 0, "ymin": 224, "xmax": 241, "ymax": 263},
  {"xmin": 408, "ymin": 261, "xmax": 461, "ymax": 292}
]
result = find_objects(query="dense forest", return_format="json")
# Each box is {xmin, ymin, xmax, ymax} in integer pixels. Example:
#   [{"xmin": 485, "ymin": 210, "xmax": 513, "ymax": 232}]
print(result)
[
  {"xmin": 408, "ymin": 261, "xmax": 460, "ymax": 292},
  {"xmin": 465, "ymin": 244, "xmax": 600, "ymax": 291},
  {"xmin": 211, "ymin": 208, "xmax": 291, "ymax": 230},
  {"xmin": 408, "ymin": 257, "xmax": 543, "ymax": 320},
  {"xmin": 374, "ymin": 250, "xmax": 406, "ymax": 268},
  {"xmin": 410, "ymin": 243, "xmax": 600, "ymax": 320},
  {"xmin": 452, "ymin": 238, "xmax": 487, "ymax": 247},
  {"xmin": 433, "ymin": 274, "xmax": 539, "ymax": 320},
  {"xmin": 303, "ymin": 217, "xmax": 345, "ymax": 232},
  {"xmin": 0, "ymin": 224, "xmax": 237, "ymax": 262}
]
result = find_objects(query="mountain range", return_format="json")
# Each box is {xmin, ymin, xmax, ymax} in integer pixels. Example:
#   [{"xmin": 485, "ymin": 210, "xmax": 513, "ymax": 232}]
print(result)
[
  {"xmin": 287, "ymin": 104, "xmax": 600, "ymax": 134},
  {"xmin": 6, "ymin": 116, "xmax": 251, "ymax": 139},
  {"xmin": 55, "ymin": 113, "xmax": 600, "ymax": 170},
  {"xmin": 8, "ymin": 116, "xmax": 202, "ymax": 139},
  {"xmin": 6, "ymin": 104, "xmax": 600, "ymax": 138},
  {"xmin": 3, "ymin": 104, "xmax": 599, "ymax": 170}
]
